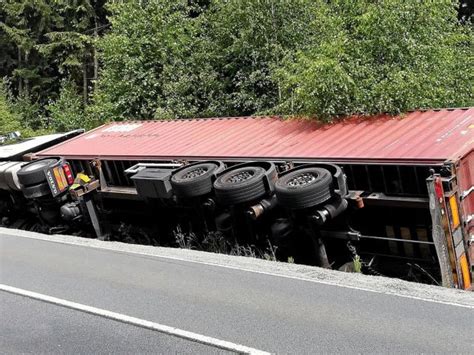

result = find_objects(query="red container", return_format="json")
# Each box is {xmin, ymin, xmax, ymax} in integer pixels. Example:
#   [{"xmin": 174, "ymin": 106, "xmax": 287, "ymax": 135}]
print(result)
[{"xmin": 37, "ymin": 108, "xmax": 473, "ymax": 165}]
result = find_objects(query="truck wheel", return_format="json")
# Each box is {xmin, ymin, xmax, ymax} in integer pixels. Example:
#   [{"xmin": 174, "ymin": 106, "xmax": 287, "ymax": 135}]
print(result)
[
  {"xmin": 21, "ymin": 182, "xmax": 51, "ymax": 199},
  {"xmin": 171, "ymin": 162, "xmax": 223, "ymax": 197},
  {"xmin": 17, "ymin": 158, "xmax": 61, "ymax": 187},
  {"xmin": 214, "ymin": 166, "xmax": 267, "ymax": 205},
  {"xmin": 275, "ymin": 167, "xmax": 332, "ymax": 209}
]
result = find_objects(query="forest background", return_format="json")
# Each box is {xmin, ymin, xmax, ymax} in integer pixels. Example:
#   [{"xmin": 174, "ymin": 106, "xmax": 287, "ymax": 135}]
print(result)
[{"xmin": 1, "ymin": 0, "xmax": 473, "ymax": 136}]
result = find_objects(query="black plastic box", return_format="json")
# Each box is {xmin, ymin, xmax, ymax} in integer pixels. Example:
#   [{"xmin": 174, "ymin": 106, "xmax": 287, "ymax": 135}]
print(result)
[{"xmin": 131, "ymin": 168, "xmax": 173, "ymax": 199}]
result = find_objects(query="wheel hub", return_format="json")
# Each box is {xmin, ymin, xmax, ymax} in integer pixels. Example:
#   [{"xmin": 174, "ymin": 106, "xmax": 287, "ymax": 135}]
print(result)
[
  {"xmin": 183, "ymin": 167, "xmax": 207, "ymax": 179},
  {"xmin": 287, "ymin": 172, "xmax": 316, "ymax": 187},
  {"xmin": 228, "ymin": 171, "xmax": 253, "ymax": 183}
]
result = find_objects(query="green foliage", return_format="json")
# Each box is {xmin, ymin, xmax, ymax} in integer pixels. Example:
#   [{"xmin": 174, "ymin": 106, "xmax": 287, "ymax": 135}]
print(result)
[
  {"xmin": 91, "ymin": 0, "xmax": 201, "ymax": 120},
  {"xmin": 1, "ymin": 0, "xmax": 106, "ymax": 130},
  {"xmin": 91, "ymin": 0, "xmax": 335, "ymax": 120},
  {"xmin": 37, "ymin": 31, "xmax": 93, "ymax": 74},
  {"xmin": 276, "ymin": 0, "xmax": 474, "ymax": 117},
  {"xmin": 0, "ymin": 0, "xmax": 63, "ymax": 99},
  {"xmin": 0, "ymin": 80, "xmax": 48, "ymax": 137},
  {"xmin": 11, "ymin": 92, "xmax": 43, "ymax": 130},
  {"xmin": 47, "ymin": 79, "xmax": 85, "ymax": 131},
  {"xmin": 84, "ymin": 86, "xmax": 115, "ymax": 128},
  {"xmin": 197, "ymin": 0, "xmax": 332, "ymax": 116},
  {"xmin": 0, "ymin": 81, "xmax": 22, "ymax": 135},
  {"xmin": 91, "ymin": 0, "xmax": 473, "ymax": 122},
  {"xmin": 35, "ymin": 1, "xmax": 95, "ymax": 80},
  {"xmin": 2, "ymin": 0, "xmax": 473, "ymax": 128},
  {"xmin": 353, "ymin": 255, "xmax": 362, "ymax": 273}
]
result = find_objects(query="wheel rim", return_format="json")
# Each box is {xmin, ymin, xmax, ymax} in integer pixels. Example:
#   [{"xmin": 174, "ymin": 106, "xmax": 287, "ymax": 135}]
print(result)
[
  {"xmin": 287, "ymin": 172, "xmax": 317, "ymax": 187},
  {"xmin": 226, "ymin": 170, "xmax": 254, "ymax": 184},
  {"xmin": 182, "ymin": 167, "xmax": 208, "ymax": 180}
]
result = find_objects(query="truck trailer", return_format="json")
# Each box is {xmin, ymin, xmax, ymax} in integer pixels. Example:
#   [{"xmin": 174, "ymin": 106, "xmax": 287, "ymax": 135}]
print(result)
[{"xmin": 0, "ymin": 108, "xmax": 472, "ymax": 290}]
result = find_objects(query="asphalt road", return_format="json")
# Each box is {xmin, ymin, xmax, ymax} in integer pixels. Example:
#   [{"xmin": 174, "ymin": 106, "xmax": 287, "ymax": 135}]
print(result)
[
  {"xmin": 1, "ymin": 231, "xmax": 473, "ymax": 354},
  {"xmin": 1, "ymin": 292, "xmax": 226, "ymax": 354}
]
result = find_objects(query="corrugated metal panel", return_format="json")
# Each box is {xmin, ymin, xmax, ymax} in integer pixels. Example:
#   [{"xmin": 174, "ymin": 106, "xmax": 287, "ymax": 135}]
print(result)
[{"xmin": 37, "ymin": 108, "xmax": 474, "ymax": 164}]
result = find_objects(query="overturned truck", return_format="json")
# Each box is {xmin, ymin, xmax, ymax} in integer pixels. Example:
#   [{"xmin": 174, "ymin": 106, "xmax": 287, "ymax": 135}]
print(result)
[{"xmin": 0, "ymin": 108, "xmax": 473, "ymax": 290}]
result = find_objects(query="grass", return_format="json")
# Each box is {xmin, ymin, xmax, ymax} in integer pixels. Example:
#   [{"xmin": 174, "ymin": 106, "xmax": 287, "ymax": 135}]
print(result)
[{"xmin": 173, "ymin": 226, "xmax": 280, "ymax": 262}]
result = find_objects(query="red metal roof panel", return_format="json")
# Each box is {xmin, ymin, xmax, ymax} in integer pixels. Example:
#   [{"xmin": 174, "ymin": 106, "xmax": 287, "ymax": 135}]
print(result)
[{"xmin": 37, "ymin": 108, "xmax": 474, "ymax": 164}]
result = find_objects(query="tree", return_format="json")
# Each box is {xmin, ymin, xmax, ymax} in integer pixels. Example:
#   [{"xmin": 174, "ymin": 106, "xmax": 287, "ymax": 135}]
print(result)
[
  {"xmin": 200, "ymin": 0, "xmax": 333, "ymax": 116},
  {"xmin": 47, "ymin": 79, "xmax": 85, "ymax": 131},
  {"xmin": 89, "ymin": 0, "xmax": 334, "ymax": 121},
  {"xmin": 0, "ymin": 0, "xmax": 62, "ymax": 98},
  {"xmin": 0, "ymin": 81, "xmax": 23, "ymax": 135},
  {"xmin": 2, "ymin": 0, "xmax": 473, "ymax": 130},
  {"xmin": 90, "ymin": 0, "xmax": 203, "ymax": 120},
  {"xmin": 36, "ymin": 1, "xmax": 101, "ymax": 103},
  {"xmin": 275, "ymin": 0, "xmax": 474, "ymax": 117},
  {"xmin": 0, "ymin": 80, "xmax": 47, "ymax": 137},
  {"xmin": 0, "ymin": 0, "xmax": 108, "ymax": 129}
]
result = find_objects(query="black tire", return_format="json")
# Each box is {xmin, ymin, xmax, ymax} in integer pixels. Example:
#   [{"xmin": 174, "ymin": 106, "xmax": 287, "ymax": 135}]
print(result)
[
  {"xmin": 171, "ymin": 162, "xmax": 222, "ymax": 197},
  {"xmin": 275, "ymin": 167, "xmax": 332, "ymax": 209},
  {"xmin": 22, "ymin": 182, "xmax": 51, "ymax": 199},
  {"xmin": 17, "ymin": 158, "xmax": 61, "ymax": 187},
  {"xmin": 214, "ymin": 166, "xmax": 267, "ymax": 205}
]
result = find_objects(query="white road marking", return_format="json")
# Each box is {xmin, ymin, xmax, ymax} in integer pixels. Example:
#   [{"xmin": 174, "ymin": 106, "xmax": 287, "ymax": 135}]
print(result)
[
  {"xmin": 1, "ymin": 228, "xmax": 473, "ymax": 309},
  {"xmin": 0, "ymin": 284, "xmax": 270, "ymax": 355}
]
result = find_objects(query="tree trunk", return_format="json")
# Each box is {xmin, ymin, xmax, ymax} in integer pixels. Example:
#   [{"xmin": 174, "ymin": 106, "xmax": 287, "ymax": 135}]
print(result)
[
  {"xmin": 83, "ymin": 62, "xmax": 88, "ymax": 103},
  {"xmin": 24, "ymin": 51, "xmax": 29, "ymax": 95},
  {"xmin": 93, "ymin": 17, "xmax": 99, "ymax": 82},
  {"xmin": 17, "ymin": 47, "xmax": 22, "ymax": 94}
]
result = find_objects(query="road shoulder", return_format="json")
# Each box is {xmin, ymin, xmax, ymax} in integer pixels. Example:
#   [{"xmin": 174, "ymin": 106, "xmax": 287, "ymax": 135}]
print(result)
[{"xmin": 1, "ymin": 227, "xmax": 472, "ymax": 308}]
